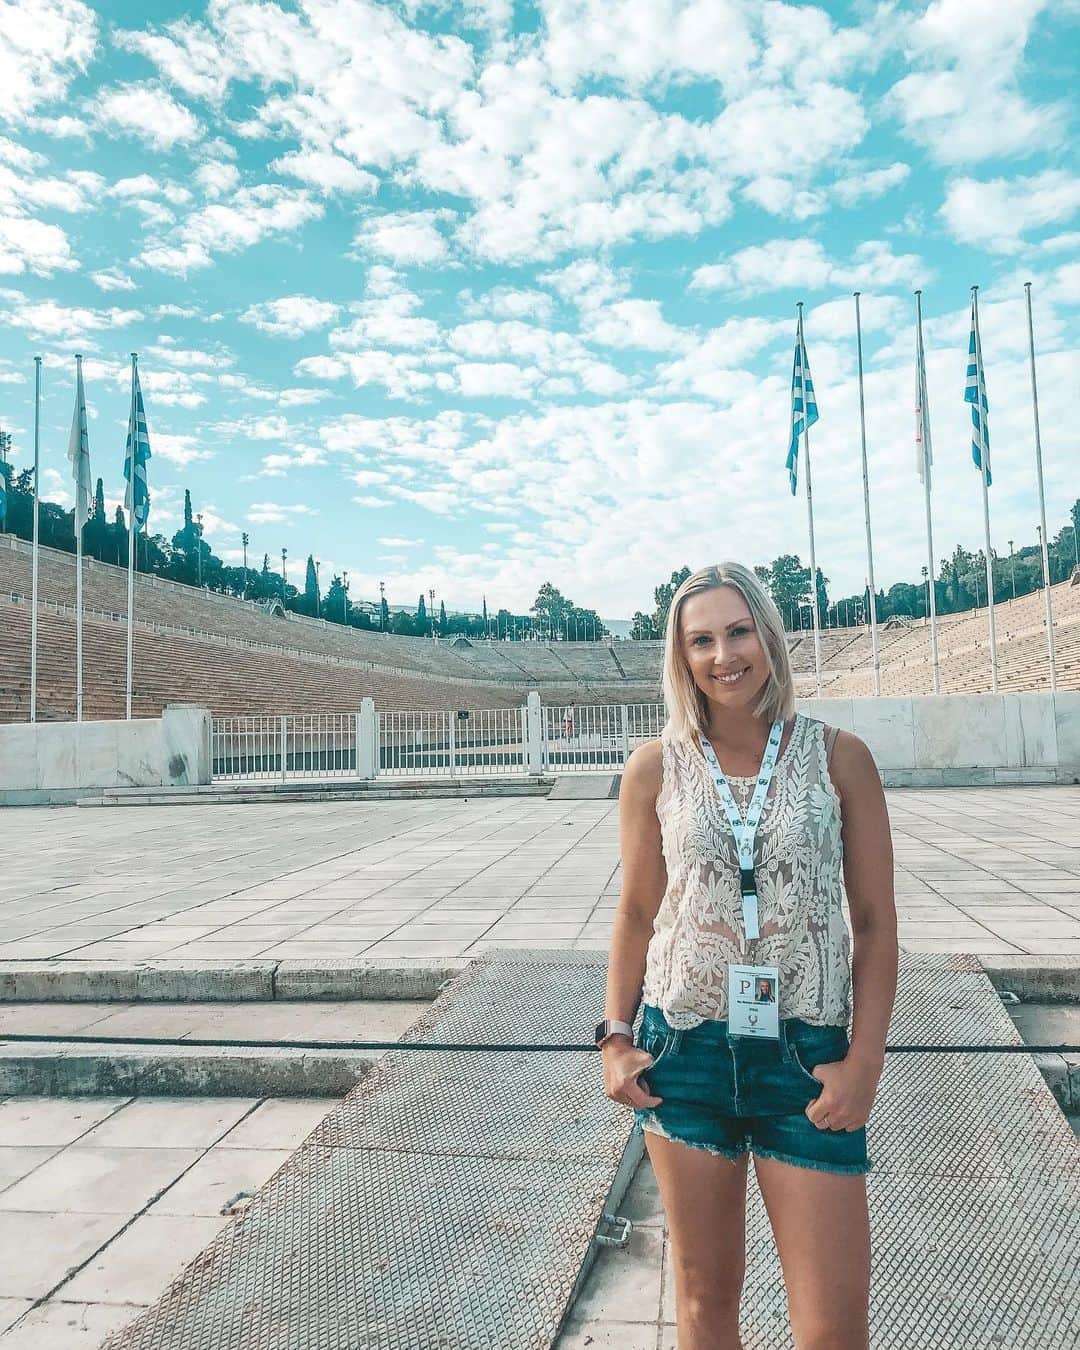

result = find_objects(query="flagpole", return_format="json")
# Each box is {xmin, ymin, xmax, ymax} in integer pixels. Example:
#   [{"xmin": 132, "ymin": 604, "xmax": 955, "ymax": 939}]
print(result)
[
  {"xmin": 125, "ymin": 353, "xmax": 137, "ymax": 721},
  {"xmin": 797, "ymin": 303, "xmax": 823, "ymax": 695},
  {"xmin": 1024, "ymin": 282, "xmax": 1057, "ymax": 692},
  {"xmin": 30, "ymin": 356, "xmax": 41, "ymax": 723},
  {"xmin": 853, "ymin": 293, "xmax": 880, "ymax": 695},
  {"xmin": 914, "ymin": 291, "xmax": 940, "ymax": 694},
  {"xmin": 970, "ymin": 287, "xmax": 998, "ymax": 692},
  {"xmin": 74, "ymin": 354, "xmax": 85, "ymax": 722}
]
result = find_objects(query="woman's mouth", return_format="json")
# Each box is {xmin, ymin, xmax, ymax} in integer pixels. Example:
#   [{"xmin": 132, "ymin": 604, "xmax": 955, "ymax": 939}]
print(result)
[{"xmin": 712, "ymin": 667, "xmax": 750, "ymax": 686}]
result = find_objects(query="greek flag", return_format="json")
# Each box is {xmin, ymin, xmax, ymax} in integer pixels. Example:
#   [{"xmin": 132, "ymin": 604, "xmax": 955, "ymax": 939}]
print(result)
[
  {"xmin": 786, "ymin": 313, "xmax": 818, "ymax": 495},
  {"xmin": 915, "ymin": 321, "xmax": 932, "ymax": 486},
  {"xmin": 964, "ymin": 297, "xmax": 991, "ymax": 486},
  {"xmin": 123, "ymin": 363, "xmax": 152, "ymax": 529},
  {"xmin": 67, "ymin": 358, "xmax": 93, "ymax": 527},
  {"xmin": 0, "ymin": 459, "xmax": 9, "ymax": 528}
]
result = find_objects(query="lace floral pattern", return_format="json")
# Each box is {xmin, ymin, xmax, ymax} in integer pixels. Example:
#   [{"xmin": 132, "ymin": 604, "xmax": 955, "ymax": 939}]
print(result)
[{"xmin": 641, "ymin": 713, "xmax": 852, "ymax": 1030}]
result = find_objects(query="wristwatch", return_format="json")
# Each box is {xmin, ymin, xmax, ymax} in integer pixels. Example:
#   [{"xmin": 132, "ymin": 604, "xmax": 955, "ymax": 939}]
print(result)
[{"xmin": 594, "ymin": 1018, "xmax": 634, "ymax": 1047}]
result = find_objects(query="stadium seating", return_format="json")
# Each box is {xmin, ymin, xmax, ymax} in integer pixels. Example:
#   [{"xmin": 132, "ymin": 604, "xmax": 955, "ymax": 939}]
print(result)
[{"xmin": 0, "ymin": 535, "xmax": 1074, "ymax": 722}]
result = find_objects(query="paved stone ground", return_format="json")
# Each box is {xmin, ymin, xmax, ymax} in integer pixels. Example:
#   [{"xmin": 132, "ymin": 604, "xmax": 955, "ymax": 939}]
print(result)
[
  {"xmin": 2, "ymin": 786, "xmax": 1079, "ymax": 1348},
  {"xmin": 2, "ymin": 786, "xmax": 1080, "ymax": 961},
  {"xmin": 0, "ymin": 1094, "xmax": 342, "ymax": 1348}
]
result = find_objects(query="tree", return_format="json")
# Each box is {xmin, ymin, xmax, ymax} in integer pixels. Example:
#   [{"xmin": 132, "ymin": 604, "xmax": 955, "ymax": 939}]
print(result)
[
  {"xmin": 88, "ymin": 478, "xmax": 107, "ymax": 561},
  {"xmin": 325, "ymin": 573, "xmax": 348, "ymax": 624},
  {"xmin": 767, "ymin": 555, "xmax": 811, "ymax": 626},
  {"xmin": 630, "ymin": 610, "xmax": 658, "ymax": 640},
  {"xmin": 651, "ymin": 566, "xmax": 692, "ymax": 637},
  {"xmin": 303, "ymin": 555, "xmax": 320, "ymax": 617},
  {"xmin": 439, "ymin": 599, "xmax": 447, "ymax": 635},
  {"xmin": 113, "ymin": 505, "xmax": 128, "ymax": 566},
  {"xmin": 815, "ymin": 567, "xmax": 829, "ymax": 627},
  {"xmin": 380, "ymin": 595, "xmax": 390, "ymax": 630}
]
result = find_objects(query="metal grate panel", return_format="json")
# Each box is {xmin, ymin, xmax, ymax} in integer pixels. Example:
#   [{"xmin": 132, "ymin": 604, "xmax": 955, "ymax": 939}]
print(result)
[
  {"xmin": 105, "ymin": 1150, "xmax": 614, "ymax": 1350},
  {"xmin": 101, "ymin": 949, "xmax": 1080, "ymax": 1350}
]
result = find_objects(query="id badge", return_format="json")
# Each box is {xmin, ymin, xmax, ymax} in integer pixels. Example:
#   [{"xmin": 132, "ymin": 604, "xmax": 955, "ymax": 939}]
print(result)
[{"xmin": 728, "ymin": 964, "xmax": 780, "ymax": 1039}]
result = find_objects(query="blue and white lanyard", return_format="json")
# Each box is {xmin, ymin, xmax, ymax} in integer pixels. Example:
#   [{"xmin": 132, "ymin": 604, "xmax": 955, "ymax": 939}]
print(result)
[{"xmin": 698, "ymin": 720, "xmax": 784, "ymax": 941}]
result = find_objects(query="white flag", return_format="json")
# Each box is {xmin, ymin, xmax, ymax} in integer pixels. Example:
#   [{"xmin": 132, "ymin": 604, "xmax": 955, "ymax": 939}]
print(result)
[{"xmin": 67, "ymin": 358, "xmax": 93, "ymax": 527}]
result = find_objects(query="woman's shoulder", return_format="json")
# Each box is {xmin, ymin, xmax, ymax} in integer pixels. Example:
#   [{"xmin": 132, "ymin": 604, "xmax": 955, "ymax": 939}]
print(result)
[{"xmin": 622, "ymin": 737, "xmax": 664, "ymax": 800}]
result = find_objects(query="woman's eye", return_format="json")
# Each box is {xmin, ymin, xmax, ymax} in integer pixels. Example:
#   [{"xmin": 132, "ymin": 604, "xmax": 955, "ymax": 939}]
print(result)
[{"xmin": 731, "ymin": 627, "xmax": 749, "ymax": 637}]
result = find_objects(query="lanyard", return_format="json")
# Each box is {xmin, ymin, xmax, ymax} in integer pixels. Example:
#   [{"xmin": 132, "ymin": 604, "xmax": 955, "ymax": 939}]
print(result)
[{"xmin": 698, "ymin": 719, "xmax": 784, "ymax": 940}]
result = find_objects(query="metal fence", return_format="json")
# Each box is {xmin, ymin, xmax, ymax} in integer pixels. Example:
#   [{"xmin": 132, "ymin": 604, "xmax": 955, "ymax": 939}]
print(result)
[
  {"xmin": 211, "ymin": 701, "xmax": 667, "ymax": 783},
  {"xmin": 212, "ymin": 714, "xmax": 358, "ymax": 781},
  {"xmin": 378, "ymin": 707, "xmax": 526, "ymax": 778}
]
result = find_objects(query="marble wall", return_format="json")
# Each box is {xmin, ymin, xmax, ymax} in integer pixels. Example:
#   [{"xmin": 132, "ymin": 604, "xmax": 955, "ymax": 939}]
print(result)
[
  {"xmin": 0, "ymin": 706, "xmax": 211, "ymax": 791},
  {"xmin": 797, "ymin": 691, "xmax": 1080, "ymax": 785}
]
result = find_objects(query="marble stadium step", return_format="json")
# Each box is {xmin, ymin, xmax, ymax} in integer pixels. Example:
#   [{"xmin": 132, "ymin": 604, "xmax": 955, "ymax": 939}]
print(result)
[{"xmin": 0, "ymin": 999, "xmax": 429, "ymax": 1098}]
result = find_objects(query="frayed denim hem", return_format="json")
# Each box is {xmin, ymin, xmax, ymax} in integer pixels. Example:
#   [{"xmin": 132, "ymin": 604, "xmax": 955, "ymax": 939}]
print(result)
[
  {"xmin": 751, "ymin": 1144, "xmax": 874, "ymax": 1176},
  {"xmin": 636, "ymin": 1114, "xmax": 748, "ymax": 1163}
]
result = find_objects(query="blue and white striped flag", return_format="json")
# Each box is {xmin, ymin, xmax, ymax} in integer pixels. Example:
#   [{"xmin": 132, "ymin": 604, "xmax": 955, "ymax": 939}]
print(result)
[
  {"xmin": 0, "ymin": 459, "xmax": 9, "ymax": 528},
  {"xmin": 964, "ymin": 297, "xmax": 991, "ymax": 486},
  {"xmin": 67, "ymin": 357, "xmax": 93, "ymax": 527},
  {"xmin": 786, "ymin": 312, "xmax": 818, "ymax": 495},
  {"xmin": 123, "ymin": 362, "xmax": 152, "ymax": 530}
]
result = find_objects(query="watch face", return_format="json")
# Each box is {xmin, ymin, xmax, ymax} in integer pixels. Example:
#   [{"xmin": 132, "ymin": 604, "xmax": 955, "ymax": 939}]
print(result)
[{"xmin": 594, "ymin": 1021, "xmax": 608, "ymax": 1044}]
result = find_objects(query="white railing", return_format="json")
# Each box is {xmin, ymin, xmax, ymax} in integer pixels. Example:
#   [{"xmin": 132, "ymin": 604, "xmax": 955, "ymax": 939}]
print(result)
[
  {"xmin": 378, "ymin": 707, "xmax": 527, "ymax": 778},
  {"xmin": 210, "ymin": 700, "xmax": 663, "ymax": 783},
  {"xmin": 212, "ymin": 713, "xmax": 358, "ymax": 781}
]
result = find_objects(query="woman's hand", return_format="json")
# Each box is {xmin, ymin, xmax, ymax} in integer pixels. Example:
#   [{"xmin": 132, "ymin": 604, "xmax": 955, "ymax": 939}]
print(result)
[
  {"xmin": 601, "ymin": 1039, "xmax": 664, "ymax": 1109},
  {"xmin": 805, "ymin": 1054, "xmax": 882, "ymax": 1132}
]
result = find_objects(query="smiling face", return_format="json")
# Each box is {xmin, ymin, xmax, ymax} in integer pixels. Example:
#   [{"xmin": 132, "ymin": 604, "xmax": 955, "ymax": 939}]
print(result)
[{"xmin": 679, "ymin": 585, "xmax": 772, "ymax": 721}]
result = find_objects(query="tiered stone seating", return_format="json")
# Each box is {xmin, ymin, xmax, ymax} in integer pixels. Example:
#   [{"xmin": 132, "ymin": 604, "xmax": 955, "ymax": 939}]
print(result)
[
  {"xmin": 2, "ymin": 535, "xmax": 1073, "ymax": 722},
  {"xmin": 0, "ymin": 598, "xmax": 525, "ymax": 721}
]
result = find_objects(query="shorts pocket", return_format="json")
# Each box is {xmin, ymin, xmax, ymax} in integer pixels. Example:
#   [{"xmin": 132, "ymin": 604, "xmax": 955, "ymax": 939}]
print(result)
[
  {"xmin": 789, "ymin": 1029, "xmax": 847, "ymax": 1087},
  {"xmin": 642, "ymin": 1026, "xmax": 674, "ymax": 1070}
]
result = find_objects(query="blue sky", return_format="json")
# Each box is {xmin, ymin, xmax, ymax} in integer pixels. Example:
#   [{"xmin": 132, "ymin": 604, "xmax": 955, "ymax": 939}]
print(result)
[{"xmin": 0, "ymin": 0, "xmax": 1077, "ymax": 622}]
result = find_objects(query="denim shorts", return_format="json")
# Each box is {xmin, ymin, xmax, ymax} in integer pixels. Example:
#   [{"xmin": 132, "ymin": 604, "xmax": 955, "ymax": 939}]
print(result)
[{"xmin": 633, "ymin": 1004, "xmax": 873, "ymax": 1176}]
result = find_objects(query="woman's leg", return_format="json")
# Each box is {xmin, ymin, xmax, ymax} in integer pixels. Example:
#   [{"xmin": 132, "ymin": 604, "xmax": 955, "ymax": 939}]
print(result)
[
  {"xmin": 644, "ymin": 1130, "xmax": 750, "ymax": 1350},
  {"xmin": 752, "ymin": 1153, "xmax": 871, "ymax": 1350}
]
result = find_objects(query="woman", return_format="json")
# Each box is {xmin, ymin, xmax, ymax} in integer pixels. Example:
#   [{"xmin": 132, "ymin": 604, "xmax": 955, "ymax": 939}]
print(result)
[{"xmin": 599, "ymin": 562, "xmax": 898, "ymax": 1350}]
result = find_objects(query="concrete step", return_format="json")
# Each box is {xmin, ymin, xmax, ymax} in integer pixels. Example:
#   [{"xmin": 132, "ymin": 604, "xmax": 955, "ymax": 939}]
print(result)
[
  {"xmin": 0, "ymin": 999, "xmax": 428, "ymax": 1096},
  {"xmin": 82, "ymin": 776, "xmax": 554, "ymax": 806}
]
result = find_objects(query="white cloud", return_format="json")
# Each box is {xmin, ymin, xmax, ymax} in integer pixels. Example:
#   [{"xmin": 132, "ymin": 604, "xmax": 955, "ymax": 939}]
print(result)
[
  {"xmin": 271, "ymin": 150, "xmax": 378, "ymax": 195},
  {"xmin": 0, "ymin": 0, "xmax": 97, "ymax": 123},
  {"xmin": 115, "ymin": 18, "xmax": 234, "ymax": 102},
  {"xmin": 354, "ymin": 210, "xmax": 453, "ymax": 265},
  {"xmin": 940, "ymin": 171, "xmax": 1080, "ymax": 253},
  {"xmin": 888, "ymin": 0, "xmax": 1067, "ymax": 164},
  {"xmin": 147, "ymin": 344, "xmax": 233, "ymax": 370},
  {"xmin": 832, "ymin": 162, "xmax": 911, "ymax": 207},
  {"xmin": 459, "ymin": 286, "xmax": 555, "ymax": 321},
  {"xmin": 742, "ymin": 177, "xmax": 825, "ymax": 220},
  {"xmin": 4, "ymin": 294, "xmax": 140, "ymax": 337},
  {"xmin": 455, "ymin": 361, "xmax": 542, "ymax": 398},
  {"xmin": 90, "ymin": 268, "xmax": 137, "ymax": 292},
  {"xmin": 140, "ymin": 184, "xmax": 324, "ymax": 274},
  {"xmin": 152, "ymin": 432, "xmax": 214, "ymax": 465},
  {"xmin": 0, "ymin": 214, "xmax": 77, "ymax": 276},
  {"xmin": 241, "ymin": 295, "xmax": 341, "ymax": 338},
  {"xmin": 246, "ymin": 501, "xmax": 319, "ymax": 525},
  {"xmin": 96, "ymin": 82, "xmax": 202, "ymax": 150},
  {"xmin": 579, "ymin": 298, "xmax": 692, "ymax": 352},
  {"xmin": 691, "ymin": 239, "xmax": 927, "ymax": 296},
  {"xmin": 194, "ymin": 160, "xmax": 240, "ymax": 198}
]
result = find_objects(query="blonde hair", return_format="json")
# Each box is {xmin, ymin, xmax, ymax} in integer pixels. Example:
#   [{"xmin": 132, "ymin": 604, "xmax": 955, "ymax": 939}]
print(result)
[{"xmin": 661, "ymin": 562, "xmax": 795, "ymax": 742}]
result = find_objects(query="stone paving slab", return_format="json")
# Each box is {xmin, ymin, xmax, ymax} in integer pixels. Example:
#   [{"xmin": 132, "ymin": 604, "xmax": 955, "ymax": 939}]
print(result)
[{"xmin": 1, "ymin": 789, "xmax": 1079, "ymax": 971}]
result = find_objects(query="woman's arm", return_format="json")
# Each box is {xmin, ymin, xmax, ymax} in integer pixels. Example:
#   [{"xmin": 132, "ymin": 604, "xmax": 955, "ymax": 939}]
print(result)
[
  {"xmin": 830, "ymin": 729, "xmax": 899, "ymax": 1072},
  {"xmin": 604, "ymin": 741, "xmax": 666, "ymax": 1035}
]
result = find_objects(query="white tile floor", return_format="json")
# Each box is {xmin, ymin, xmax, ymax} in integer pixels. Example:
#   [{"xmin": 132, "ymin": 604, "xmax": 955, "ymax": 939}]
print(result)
[{"xmin": 1, "ymin": 786, "xmax": 1079, "ymax": 962}]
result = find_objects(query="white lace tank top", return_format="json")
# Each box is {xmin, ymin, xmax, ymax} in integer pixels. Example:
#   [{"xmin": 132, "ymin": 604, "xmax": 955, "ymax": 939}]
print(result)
[{"xmin": 640, "ymin": 712, "xmax": 852, "ymax": 1029}]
